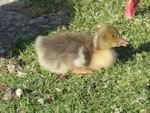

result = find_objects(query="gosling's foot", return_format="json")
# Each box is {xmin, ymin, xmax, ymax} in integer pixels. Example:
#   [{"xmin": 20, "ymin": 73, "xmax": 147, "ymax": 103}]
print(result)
[{"xmin": 71, "ymin": 69, "xmax": 93, "ymax": 74}]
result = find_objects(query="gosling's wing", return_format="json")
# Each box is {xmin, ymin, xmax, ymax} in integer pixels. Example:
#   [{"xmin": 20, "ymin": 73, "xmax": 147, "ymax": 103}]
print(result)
[{"xmin": 35, "ymin": 33, "xmax": 93, "ymax": 66}]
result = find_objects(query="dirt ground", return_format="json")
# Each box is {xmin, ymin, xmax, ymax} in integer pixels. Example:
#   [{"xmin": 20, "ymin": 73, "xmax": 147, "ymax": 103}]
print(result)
[{"xmin": 0, "ymin": 0, "xmax": 71, "ymax": 57}]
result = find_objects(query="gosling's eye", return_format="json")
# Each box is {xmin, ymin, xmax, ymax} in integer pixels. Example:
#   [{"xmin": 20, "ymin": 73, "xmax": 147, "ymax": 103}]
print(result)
[{"xmin": 112, "ymin": 34, "xmax": 115, "ymax": 37}]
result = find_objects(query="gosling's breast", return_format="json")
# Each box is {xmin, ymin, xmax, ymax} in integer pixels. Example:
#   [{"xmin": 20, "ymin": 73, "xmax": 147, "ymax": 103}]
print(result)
[{"xmin": 89, "ymin": 49, "xmax": 117, "ymax": 70}]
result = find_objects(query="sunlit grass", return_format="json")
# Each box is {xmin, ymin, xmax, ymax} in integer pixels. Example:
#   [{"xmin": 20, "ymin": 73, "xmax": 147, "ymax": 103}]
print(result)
[{"xmin": 0, "ymin": 0, "xmax": 149, "ymax": 112}]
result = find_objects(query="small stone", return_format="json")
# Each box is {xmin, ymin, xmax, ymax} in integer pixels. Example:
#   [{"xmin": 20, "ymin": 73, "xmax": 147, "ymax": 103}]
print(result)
[
  {"xmin": 17, "ymin": 71, "xmax": 26, "ymax": 78},
  {"xmin": 7, "ymin": 61, "xmax": 15, "ymax": 73},
  {"xmin": 38, "ymin": 98, "xmax": 45, "ymax": 105},
  {"xmin": 2, "ymin": 88, "xmax": 15, "ymax": 100},
  {"xmin": 15, "ymin": 88, "xmax": 23, "ymax": 97}
]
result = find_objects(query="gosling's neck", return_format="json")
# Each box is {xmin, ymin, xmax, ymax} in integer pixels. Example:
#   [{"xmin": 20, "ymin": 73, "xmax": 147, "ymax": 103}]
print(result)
[{"xmin": 93, "ymin": 35, "xmax": 110, "ymax": 50}]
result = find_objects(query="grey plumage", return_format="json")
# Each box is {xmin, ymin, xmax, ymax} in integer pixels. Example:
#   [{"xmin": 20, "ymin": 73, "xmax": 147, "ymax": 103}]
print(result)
[{"xmin": 35, "ymin": 32, "xmax": 93, "ymax": 74}]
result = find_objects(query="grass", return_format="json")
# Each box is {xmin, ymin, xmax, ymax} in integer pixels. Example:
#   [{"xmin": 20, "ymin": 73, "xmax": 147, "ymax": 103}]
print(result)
[
  {"xmin": 23, "ymin": 0, "xmax": 74, "ymax": 15},
  {"xmin": 0, "ymin": 0, "xmax": 150, "ymax": 112}
]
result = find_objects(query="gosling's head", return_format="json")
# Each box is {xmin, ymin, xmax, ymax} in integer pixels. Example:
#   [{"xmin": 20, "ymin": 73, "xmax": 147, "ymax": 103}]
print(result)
[{"xmin": 94, "ymin": 24, "xmax": 129, "ymax": 49}]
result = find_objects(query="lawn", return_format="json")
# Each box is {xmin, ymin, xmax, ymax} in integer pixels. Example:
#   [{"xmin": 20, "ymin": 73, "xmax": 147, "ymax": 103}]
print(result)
[{"xmin": 0, "ymin": 0, "xmax": 150, "ymax": 112}]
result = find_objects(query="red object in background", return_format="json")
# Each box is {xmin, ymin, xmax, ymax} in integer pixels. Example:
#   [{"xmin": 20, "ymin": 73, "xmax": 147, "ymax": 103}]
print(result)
[{"xmin": 125, "ymin": 0, "xmax": 139, "ymax": 19}]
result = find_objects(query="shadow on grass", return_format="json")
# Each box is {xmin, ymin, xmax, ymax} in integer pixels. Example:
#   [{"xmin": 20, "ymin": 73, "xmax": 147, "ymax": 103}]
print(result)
[
  {"xmin": 0, "ymin": 0, "xmax": 75, "ymax": 58},
  {"xmin": 115, "ymin": 41, "xmax": 150, "ymax": 62}
]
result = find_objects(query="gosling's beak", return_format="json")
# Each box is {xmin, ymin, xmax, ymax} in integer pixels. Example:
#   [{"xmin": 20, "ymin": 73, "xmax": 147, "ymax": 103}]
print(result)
[{"xmin": 117, "ymin": 38, "xmax": 129, "ymax": 47}]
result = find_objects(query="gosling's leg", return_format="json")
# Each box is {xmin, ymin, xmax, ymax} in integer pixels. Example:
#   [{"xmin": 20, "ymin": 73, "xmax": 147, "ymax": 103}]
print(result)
[{"xmin": 71, "ymin": 69, "xmax": 93, "ymax": 74}]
